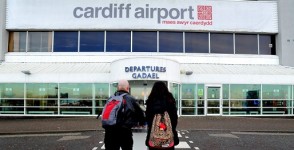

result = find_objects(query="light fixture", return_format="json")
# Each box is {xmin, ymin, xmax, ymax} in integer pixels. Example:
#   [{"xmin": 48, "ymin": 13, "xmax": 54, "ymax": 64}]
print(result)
[
  {"xmin": 21, "ymin": 70, "xmax": 31, "ymax": 75},
  {"xmin": 185, "ymin": 71, "xmax": 193, "ymax": 75}
]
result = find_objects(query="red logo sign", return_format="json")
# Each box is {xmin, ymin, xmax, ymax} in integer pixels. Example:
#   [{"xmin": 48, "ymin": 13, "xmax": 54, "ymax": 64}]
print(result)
[{"xmin": 197, "ymin": 5, "xmax": 212, "ymax": 20}]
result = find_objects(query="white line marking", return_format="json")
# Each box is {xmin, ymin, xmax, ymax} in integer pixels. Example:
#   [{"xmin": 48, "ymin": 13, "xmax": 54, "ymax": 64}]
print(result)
[
  {"xmin": 101, "ymin": 144, "xmax": 105, "ymax": 149},
  {"xmin": 92, "ymin": 147, "xmax": 98, "ymax": 150},
  {"xmin": 189, "ymin": 141, "xmax": 194, "ymax": 143},
  {"xmin": 195, "ymin": 147, "xmax": 200, "ymax": 150},
  {"xmin": 99, "ymin": 141, "xmax": 103, "ymax": 144},
  {"xmin": 175, "ymin": 141, "xmax": 190, "ymax": 148},
  {"xmin": 178, "ymin": 133, "xmax": 182, "ymax": 137},
  {"xmin": 185, "ymin": 136, "xmax": 189, "ymax": 138}
]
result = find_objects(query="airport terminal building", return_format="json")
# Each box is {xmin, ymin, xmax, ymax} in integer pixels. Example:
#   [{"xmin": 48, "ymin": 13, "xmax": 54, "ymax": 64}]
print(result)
[{"xmin": 0, "ymin": 0, "xmax": 294, "ymax": 116}]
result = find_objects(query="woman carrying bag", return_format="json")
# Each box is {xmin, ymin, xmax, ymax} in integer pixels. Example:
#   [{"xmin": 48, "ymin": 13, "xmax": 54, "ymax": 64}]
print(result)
[{"xmin": 145, "ymin": 81, "xmax": 179, "ymax": 150}]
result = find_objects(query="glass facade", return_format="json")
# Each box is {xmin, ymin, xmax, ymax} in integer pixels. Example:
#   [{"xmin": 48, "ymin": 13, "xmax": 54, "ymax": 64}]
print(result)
[
  {"xmin": 159, "ymin": 32, "xmax": 183, "ymax": 53},
  {"xmin": 0, "ymin": 83, "xmax": 293, "ymax": 116},
  {"xmin": 54, "ymin": 32, "xmax": 78, "ymax": 52},
  {"xmin": 185, "ymin": 32, "xmax": 209, "ymax": 53},
  {"xmin": 80, "ymin": 31, "xmax": 104, "ymax": 52},
  {"xmin": 8, "ymin": 31, "xmax": 276, "ymax": 55},
  {"xmin": 28, "ymin": 32, "xmax": 52, "ymax": 52},
  {"xmin": 210, "ymin": 33, "xmax": 234, "ymax": 54},
  {"xmin": 133, "ymin": 31, "xmax": 157, "ymax": 52},
  {"xmin": 235, "ymin": 34, "xmax": 258, "ymax": 54},
  {"xmin": 106, "ymin": 31, "xmax": 131, "ymax": 52}
]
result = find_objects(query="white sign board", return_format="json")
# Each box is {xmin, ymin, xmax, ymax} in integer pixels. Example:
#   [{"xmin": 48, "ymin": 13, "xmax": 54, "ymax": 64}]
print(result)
[
  {"xmin": 110, "ymin": 58, "xmax": 180, "ymax": 82},
  {"xmin": 6, "ymin": 0, "xmax": 278, "ymax": 33}
]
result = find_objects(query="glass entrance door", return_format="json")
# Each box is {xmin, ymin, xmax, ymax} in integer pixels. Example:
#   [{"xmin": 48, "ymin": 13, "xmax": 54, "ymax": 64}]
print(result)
[
  {"xmin": 129, "ymin": 80, "xmax": 166, "ymax": 104},
  {"xmin": 206, "ymin": 86, "xmax": 222, "ymax": 115}
]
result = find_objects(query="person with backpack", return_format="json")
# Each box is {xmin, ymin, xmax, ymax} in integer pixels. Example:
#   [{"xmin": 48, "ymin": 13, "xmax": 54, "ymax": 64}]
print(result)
[
  {"xmin": 102, "ymin": 80, "xmax": 146, "ymax": 150},
  {"xmin": 145, "ymin": 81, "xmax": 179, "ymax": 150}
]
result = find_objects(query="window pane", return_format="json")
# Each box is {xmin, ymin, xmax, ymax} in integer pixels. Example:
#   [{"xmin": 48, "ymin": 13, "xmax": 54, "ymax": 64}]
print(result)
[
  {"xmin": 133, "ymin": 31, "xmax": 157, "ymax": 52},
  {"xmin": 94, "ymin": 83, "xmax": 109, "ymax": 99},
  {"xmin": 26, "ymin": 83, "xmax": 58, "ymax": 99},
  {"xmin": 80, "ymin": 31, "xmax": 104, "ymax": 52},
  {"xmin": 262, "ymin": 85, "xmax": 292, "ymax": 99},
  {"xmin": 210, "ymin": 33, "xmax": 233, "ymax": 54},
  {"xmin": 182, "ymin": 84, "xmax": 196, "ymax": 99},
  {"xmin": 59, "ymin": 83, "xmax": 92, "ymax": 99},
  {"xmin": 8, "ymin": 32, "xmax": 26, "ymax": 52},
  {"xmin": 185, "ymin": 32, "xmax": 208, "ymax": 53},
  {"xmin": 28, "ymin": 32, "xmax": 52, "ymax": 52},
  {"xmin": 230, "ymin": 84, "xmax": 261, "ymax": 99},
  {"xmin": 54, "ymin": 31, "xmax": 78, "ymax": 52},
  {"xmin": 259, "ymin": 35, "xmax": 275, "ymax": 55},
  {"xmin": 106, "ymin": 31, "xmax": 131, "ymax": 52},
  {"xmin": 0, "ymin": 83, "xmax": 24, "ymax": 98},
  {"xmin": 159, "ymin": 32, "xmax": 183, "ymax": 52},
  {"xmin": 235, "ymin": 34, "xmax": 257, "ymax": 54},
  {"xmin": 223, "ymin": 84, "xmax": 229, "ymax": 99},
  {"xmin": 197, "ymin": 84, "xmax": 205, "ymax": 100},
  {"xmin": 0, "ymin": 100, "xmax": 24, "ymax": 107}
]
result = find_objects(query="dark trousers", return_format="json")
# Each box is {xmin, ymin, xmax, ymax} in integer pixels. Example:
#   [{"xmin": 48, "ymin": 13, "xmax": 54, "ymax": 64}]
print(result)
[{"xmin": 104, "ymin": 127, "xmax": 133, "ymax": 150}]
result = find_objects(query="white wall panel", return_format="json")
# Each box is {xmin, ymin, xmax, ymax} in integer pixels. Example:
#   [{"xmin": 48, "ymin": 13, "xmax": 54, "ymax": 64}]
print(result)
[{"xmin": 6, "ymin": 0, "xmax": 278, "ymax": 33}]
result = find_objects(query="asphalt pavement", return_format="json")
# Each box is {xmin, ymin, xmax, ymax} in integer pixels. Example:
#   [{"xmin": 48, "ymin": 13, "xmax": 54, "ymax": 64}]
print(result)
[{"xmin": 0, "ymin": 116, "xmax": 294, "ymax": 135}]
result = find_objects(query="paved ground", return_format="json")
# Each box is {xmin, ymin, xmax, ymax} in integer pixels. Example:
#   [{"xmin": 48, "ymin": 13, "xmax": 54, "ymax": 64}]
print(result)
[{"xmin": 0, "ymin": 116, "xmax": 294, "ymax": 135}]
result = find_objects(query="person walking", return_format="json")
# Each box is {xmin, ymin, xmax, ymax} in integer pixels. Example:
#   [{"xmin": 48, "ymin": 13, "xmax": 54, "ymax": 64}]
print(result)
[
  {"xmin": 103, "ymin": 80, "xmax": 145, "ymax": 150},
  {"xmin": 145, "ymin": 81, "xmax": 179, "ymax": 150}
]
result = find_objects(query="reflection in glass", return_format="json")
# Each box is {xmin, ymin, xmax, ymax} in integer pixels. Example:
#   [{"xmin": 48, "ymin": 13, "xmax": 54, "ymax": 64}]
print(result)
[
  {"xmin": 182, "ymin": 84, "xmax": 195, "ymax": 99},
  {"xmin": 230, "ymin": 84, "xmax": 261, "ymax": 99},
  {"xmin": 207, "ymin": 100, "xmax": 219, "ymax": 107},
  {"xmin": 259, "ymin": 35, "xmax": 275, "ymax": 55},
  {"xmin": 210, "ymin": 33, "xmax": 233, "ymax": 54},
  {"xmin": 0, "ymin": 83, "xmax": 24, "ymax": 98},
  {"xmin": 207, "ymin": 87, "xmax": 220, "ymax": 99},
  {"xmin": 54, "ymin": 31, "xmax": 78, "ymax": 52},
  {"xmin": 95, "ymin": 100, "xmax": 107, "ymax": 107},
  {"xmin": 0, "ymin": 99, "xmax": 24, "ymax": 106},
  {"xmin": 26, "ymin": 99, "xmax": 57, "ymax": 106},
  {"xmin": 262, "ymin": 85, "xmax": 292, "ymax": 99},
  {"xmin": 182, "ymin": 100, "xmax": 195, "ymax": 107},
  {"xmin": 106, "ymin": 31, "xmax": 131, "ymax": 52},
  {"xmin": 207, "ymin": 108, "xmax": 219, "ymax": 114},
  {"xmin": 8, "ymin": 32, "xmax": 27, "ymax": 52},
  {"xmin": 185, "ymin": 32, "xmax": 209, "ymax": 53},
  {"xmin": 235, "ymin": 34, "xmax": 257, "ymax": 54},
  {"xmin": 80, "ymin": 31, "xmax": 104, "ymax": 52},
  {"xmin": 181, "ymin": 108, "xmax": 196, "ymax": 115},
  {"xmin": 231, "ymin": 100, "xmax": 245, "ymax": 107},
  {"xmin": 59, "ymin": 83, "xmax": 92, "ymax": 99},
  {"xmin": 197, "ymin": 108, "xmax": 204, "ymax": 115},
  {"xmin": 197, "ymin": 100, "xmax": 204, "ymax": 107},
  {"xmin": 28, "ymin": 32, "xmax": 52, "ymax": 52},
  {"xmin": 95, "ymin": 83, "xmax": 109, "ymax": 99},
  {"xmin": 133, "ymin": 32, "xmax": 157, "ymax": 52},
  {"xmin": 159, "ymin": 32, "xmax": 183, "ymax": 52},
  {"xmin": 0, "ymin": 107, "xmax": 24, "ymax": 114},
  {"xmin": 197, "ymin": 84, "xmax": 205, "ymax": 100},
  {"xmin": 26, "ymin": 83, "xmax": 58, "ymax": 98},
  {"xmin": 223, "ymin": 84, "xmax": 229, "ymax": 99}
]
